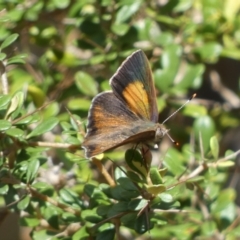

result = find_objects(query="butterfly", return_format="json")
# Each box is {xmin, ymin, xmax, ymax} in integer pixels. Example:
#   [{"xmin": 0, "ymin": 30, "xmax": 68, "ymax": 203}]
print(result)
[{"xmin": 82, "ymin": 50, "xmax": 168, "ymax": 158}]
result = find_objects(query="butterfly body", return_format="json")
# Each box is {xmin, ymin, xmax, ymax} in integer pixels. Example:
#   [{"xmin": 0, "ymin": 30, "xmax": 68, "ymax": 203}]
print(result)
[{"xmin": 82, "ymin": 50, "xmax": 167, "ymax": 158}]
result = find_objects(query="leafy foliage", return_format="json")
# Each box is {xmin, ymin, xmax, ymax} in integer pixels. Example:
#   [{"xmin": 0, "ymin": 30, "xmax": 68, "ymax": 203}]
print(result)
[{"xmin": 0, "ymin": 0, "xmax": 240, "ymax": 239}]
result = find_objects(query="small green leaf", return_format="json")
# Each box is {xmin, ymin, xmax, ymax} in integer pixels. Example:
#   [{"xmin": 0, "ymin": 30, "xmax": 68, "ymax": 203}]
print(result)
[
  {"xmin": 72, "ymin": 226, "xmax": 89, "ymax": 240},
  {"xmin": 154, "ymin": 44, "xmax": 182, "ymax": 91},
  {"xmin": 32, "ymin": 229, "xmax": 54, "ymax": 239},
  {"xmin": 117, "ymin": 178, "xmax": 139, "ymax": 192},
  {"xmin": 115, "ymin": 2, "xmax": 141, "ymax": 24},
  {"xmin": 17, "ymin": 195, "xmax": 30, "ymax": 210},
  {"xmin": 107, "ymin": 202, "xmax": 128, "ymax": 218},
  {"xmin": 65, "ymin": 136, "xmax": 80, "ymax": 145},
  {"xmin": 17, "ymin": 114, "xmax": 40, "ymax": 125},
  {"xmin": 95, "ymin": 227, "xmax": 115, "ymax": 240},
  {"xmin": 210, "ymin": 136, "xmax": 219, "ymax": 160},
  {"xmin": 59, "ymin": 188, "xmax": 78, "ymax": 203},
  {"xmin": 173, "ymin": 0, "xmax": 192, "ymax": 12},
  {"xmin": 127, "ymin": 170, "xmax": 144, "ymax": 183},
  {"xmin": 0, "ymin": 33, "xmax": 19, "ymax": 50},
  {"xmin": 97, "ymin": 205, "xmax": 112, "ymax": 217},
  {"xmin": 20, "ymin": 217, "xmax": 40, "ymax": 227},
  {"xmin": 89, "ymin": 54, "xmax": 105, "ymax": 65},
  {"xmin": 0, "ymin": 52, "xmax": 6, "ymax": 60},
  {"xmin": 134, "ymin": 212, "xmax": 153, "ymax": 234},
  {"xmin": 110, "ymin": 185, "xmax": 139, "ymax": 201},
  {"xmin": 217, "ymin": 161, "xmax": 235, "ymax": 168},
  {"xmin": 114, "ymin": 166, "xmax": 127, "ymax": 180},
  {"xmin": 211, "ymin": 189, "xmax": 236, "ymax": 221},
  {"xmin": 0, "ymin": 120, "xmax": 11, "ymax": 131},
  {"xmin": 111, "ymin": 23, "xmax": 130, "ymax": 36},
  {"xmin": 194, "ymin": 42, "xmax": 222, "ymax": 63},
  {"xmin": 128, "ymin": 199, "xmax": 148, "ymax": 211},
  {"xmin": 84, "ymin": 184, "xmax": 96, "ymax": 198},
  {"xmin": 186, "ymin": 176, "xmax": 204, "ymax": 183},
  {"xmin": 159, "ymin": 167, "xmax": 168, "ymax": 177},
  {"xmin": 178, "ymin": 64, "xmax": 205, "ymax": 90},
  {"xmin": 26, "ymin": 117, "xmax": 59, "ymax": 138},
  {"xmin": 67, "ymin": 98, "xmax": 91, "ymax": 111},
  {"xmin": 0, "ymin": 95, "xmax": 11, "ymax": 109},
  {"xmin": 146, "ymin": 184, "xmax": 166, "ymax": 195},
  {"xmin": 121, "ymin": 212, "xmax": 138, "ymax": 229},
  {"xmin": 223, "ymin": 0, "xmax": 240, "ymax": 22},
  {"xmin": 100, "ymin": 80, "xmax": 111, "ymax": 91},
  {"xmin": 7, "ymin": 54, "xmax": 27, "ymax": 65},
  {"xmin": 161, "ymin": 44, "xmax": 182, "ymax": 69},
  {"xmin": 200, "ymin": 220, "xmax": 217, "ymax": 236},
  {"xmin": 193, "ymin": 116, "xmax": 216, "ymax": 153},
  {"xmin": 81, "ymin": 209, "xmax": 102, "ymax": 223},
  {"xmin": 15, "ymin": 115, "xmax": 33, "ymax": 125},
  {"xmin": 150, "ymin": 167, "xmax": 163, "ymax": 184},
  {"xmin": 43, "ymin": 206, "xmax": 59, "ymax": 229},
  {"xmin": 0, "ymin": 183, "xmax": 9, "ymax": 194},
  {"xmin": 62, "ymin": 212, "xmax": 79, "ymax": 222},
  {"xmin": 41, "ymin": 27, "xmax": 57, "ymax": 39},
  {"xmin": 5, "ymin": 91, "xmax": 25, "ymax": 119},
  {"xmin": 75, "ymin": 71, "xmax": 98, "ymax": 97},
  {"xmin": 28, "ymin": 85, "xmax": 46, "ymax": 107},
  {"xmin": 42, "ymin": 102, "xmax": 59, "ymax": 118},
  {"xmin": 26, "ymin": 158, "xmax": 40, "ymax": 183},
  {"xmin": 154, "ymin": 31, "xmax": 173, "ymax": 46},
  {"xmin": 125, "ymin": 149, "xmax": 147, "ymax": 179},
  {"xmin": 5, "ymin": 127, "xmax": 24, "ymax": 138},
  {"xmin": 60, "ymin": 121, "xmax": 72, "ymax": 131},
  {"xmin": 159, "ymin": 192, "xmax": 174, "ymax": 203},
  {"xmin": 163, "ymin": 148, "xmax": 185, "ymax": 176},
  {"xmin": 221, "ymin": 48, "xmax": 240, "ymax": 59},
  {"xmin": 32, "ymin": 182, "xmax": 53, "ymax": 191},
  {"xmin": 224, "ymin": 149, "xmax": 235, "ymax": 159},
  {"xmin": 183, "ymin": 104, "xmax": 207, "ymax": 118},
  {"xmin": 53, "ymin": 0, "xmax": 70, "ymax": 9}
]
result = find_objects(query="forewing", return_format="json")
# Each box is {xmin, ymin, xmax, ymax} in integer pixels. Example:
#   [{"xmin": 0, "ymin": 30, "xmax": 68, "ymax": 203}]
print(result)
[{"xmin": 110, "ymin": 50, "xmax": 158, "ymax": 122}]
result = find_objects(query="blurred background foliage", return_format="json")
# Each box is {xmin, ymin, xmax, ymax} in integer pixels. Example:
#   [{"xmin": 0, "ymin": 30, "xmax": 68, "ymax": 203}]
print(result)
[{"xmin": 0, "ymin": 0, "xmax": 240, "ymax": 239}]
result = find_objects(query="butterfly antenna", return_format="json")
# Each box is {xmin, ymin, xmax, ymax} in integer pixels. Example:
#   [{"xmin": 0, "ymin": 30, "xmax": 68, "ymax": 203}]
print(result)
[
  {"xmin": 162, "ymin": 93, "xmax": 196, "ymax": 125},
  {"xmin": 165, "ymin": 131, "xmax": 178, "ymax": 145}
]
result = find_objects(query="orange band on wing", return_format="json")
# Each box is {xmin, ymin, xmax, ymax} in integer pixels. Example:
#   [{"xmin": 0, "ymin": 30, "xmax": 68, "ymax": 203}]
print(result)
[{"xmin": 122, "ymin": 81, "xmax": 150, "ymax": 119}]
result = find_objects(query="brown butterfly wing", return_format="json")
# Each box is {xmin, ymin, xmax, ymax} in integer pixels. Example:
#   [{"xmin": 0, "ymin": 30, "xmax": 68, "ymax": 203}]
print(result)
[
  {"xmin": 83, "ymin": 50, "xmax": 159, "ymax": 158},
  {"xmin": 82, "ymin": 92, "xmax": 157, "ymax": 158},
  {"xmin": 110, "ymin": 50, "xmax": 158, "ymax": 122}
]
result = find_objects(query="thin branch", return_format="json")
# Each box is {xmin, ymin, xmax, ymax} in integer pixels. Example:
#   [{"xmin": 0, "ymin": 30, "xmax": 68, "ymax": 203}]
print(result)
[
  {"xmin": 0, "ymin": 60, "xmax": 8, "ymax": 94},
  {"xmin": 11, "ymin": 101, "xmax": 54, "ymax": 124},
  {"xmin": 1, "ymin": 195, "xmax": 26, "ymax": 209},
  {"xmin": 28, "ymin": 187, "xmax": 81, "ymax": 216},
  {"xmin": 29, "ymin": 141, "xmax": 76, "ymax": 149},
  {"xmin": 153, "ymin": 209, "xmax": 195, "ymax": 213},
  {"xmin": 213, "ymin": 149, "xmax": 240, "ymax": 163},
  {"xmin": 92, "ymin": 157, "xmax": 116, "ymax": 187},
  {"xmin": 167, "ymin": 149, "xmax": 240, "ymax": 189}
]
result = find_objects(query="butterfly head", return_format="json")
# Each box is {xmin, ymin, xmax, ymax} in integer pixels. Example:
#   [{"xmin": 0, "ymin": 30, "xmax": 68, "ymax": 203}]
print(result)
[{"xmin": 155, "ymin": 124, "xmax": 169, "ymax": 143}]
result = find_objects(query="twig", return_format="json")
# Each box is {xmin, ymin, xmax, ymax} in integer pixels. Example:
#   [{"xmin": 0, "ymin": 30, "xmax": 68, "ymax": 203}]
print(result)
[
  {"xmin": 0, "ymin": 60, "xmax": 8, "ymax": 94},
  {"xmin": 29, "ymin": 141, "xmax": 76, "ymax": 149},
  {"xmin": 167, "ymin": 149, "xmax": 240, "ymax": 188},
  {"xmin": 153, "ymin": 209, "xmax": 195, "ymax": 213},
  {"xmin": 92, "ymin": 157, "xmax": 116, "ymax": 187},
  {"xmin": 11, "ymin": 101, "xmax": 54, "ymax": 124},
  {"xmin": 28, "ymin": 187, "xmax": 81, "ymax": 216}
]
